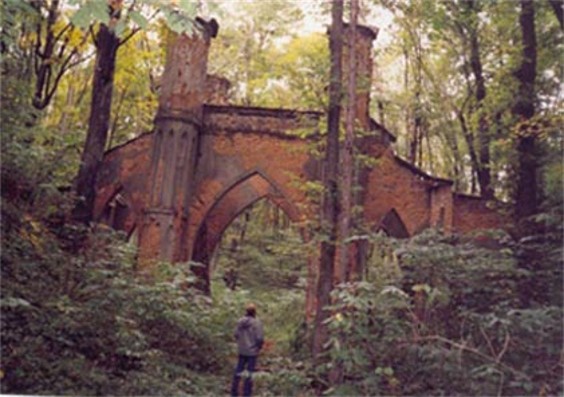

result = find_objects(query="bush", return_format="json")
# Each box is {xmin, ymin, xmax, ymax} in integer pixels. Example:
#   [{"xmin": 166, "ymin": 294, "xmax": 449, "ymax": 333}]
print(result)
[
  {"xmin": 1, "ymin": 207, "xmax": 232, "ymax": 395},
  {"xmin": 323, "ymin": 228, "xmax": 563, "ymax": 396}
]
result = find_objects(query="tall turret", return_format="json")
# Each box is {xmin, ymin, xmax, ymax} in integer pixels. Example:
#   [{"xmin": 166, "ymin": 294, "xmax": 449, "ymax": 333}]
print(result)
[
  {"xmin": 139, "ymin": 18, "xmax": 218, "ymax": 264},
  {"xmin": 342, "ymin": 23, "xmax": 378, "ymax": 130}
]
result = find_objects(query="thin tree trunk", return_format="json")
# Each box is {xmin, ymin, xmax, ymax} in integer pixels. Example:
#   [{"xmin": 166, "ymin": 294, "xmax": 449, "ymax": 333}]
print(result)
[
  {"xmin": 467, "ymin": 2, "xmax": 493, "ymax": 199},
  {"xmin": 459, "ymin": 54, "xmax": 480, "ymax": 195},
  {"xmin": 107, "ymin": 84, "xmax": 129, "ymax": 150},
  {"xmin": 377, "ymin": 100, "xmax": 385, "ymax": 126},
  {"xmin": 403, "ymin": 48, "xmax": 411, "ymax": 158},
  {"xmin": 458, "ymin": 111, "xmax": 480, "ymax": 195},
  {"xmin": 32, "ymin": 0, "xmax": 59, "ymax": 109},
  {"xmin": 412, "ymin": 31, "xmax": 424, "ymax": 168},
  {"xmin": 424, "ymin": 121, "xmax": 434, "ymax": 173},
  {"xmin": 75, "ymin": 70, "xmax": 91, "ymax": 107},
  {"xmin": 31, "ymin": 0, "xmax": 88, "ymax": 110},
  {"xmin": 58, "ymin": 83, "xmax": 75, "ymax": 135},
  {"xmin": 513, "ymin": 0, "xmax": 538, "ymax": 222},
  {"xmin": 312, "ymin": 0, "xmax": 343, "ymax": 360},
  {"xmin": 447, "ymin": 119, "xmax": 462, "ymax": 190},
  {"xmin": 72, "ymin": 23, "xmax": 120, "ymax": 223}
]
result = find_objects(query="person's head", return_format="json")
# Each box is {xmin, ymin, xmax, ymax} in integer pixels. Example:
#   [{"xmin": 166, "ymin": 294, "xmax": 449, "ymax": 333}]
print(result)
[{"xmin": 245, "ymin": 302, "xmax": 256, "ymax": 317}]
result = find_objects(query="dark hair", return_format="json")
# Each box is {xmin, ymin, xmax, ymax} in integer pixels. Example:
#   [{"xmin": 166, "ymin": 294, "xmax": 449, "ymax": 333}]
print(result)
[{"xmin": 245, "ymin": 303, "xmax": 256, "ymax": 317}]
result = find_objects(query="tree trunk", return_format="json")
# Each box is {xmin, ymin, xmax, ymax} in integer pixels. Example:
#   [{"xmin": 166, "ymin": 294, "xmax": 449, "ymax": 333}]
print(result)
[
  {"xmin": 513, "ymin": 0, "xmax": 538, "ymax": 222},
  {"xmin": 403, "ymin": 48, "xmax": 411, "ymax": 158},
  {"xmin": 467, "ymin": 0, "xmax": 493, "ymax": 199},
  {"xmin": 58, "ymin": 82, "xmax": 75, "ymax": 135},
  {"xmin": 377, "ymin": 100, "xmax": 385, "ymax": 126},
  {"xmin": 312, "ymin": 0, "xmax": 343, "ymax": 360},
  {"xmin": 32, "ymin": 0, "xmax": 60, "ymax": 110},
  {"xmin": 410, "ymin": 30, "xmax": 424, "ymax": 168},
  {"xmin": 31, "ymin": 0, "xmax": 87, "ymax": 111},
  {"xmin": 457, "ymin": 110, "xmax": 480, "ymax": 195},
  {"xmin": 72, "ymin": 23, "xmax": 120, "ymax": 223},
  {"xmin": 337, "ymin": 0, "xmax": 358, "ymax": 283}
]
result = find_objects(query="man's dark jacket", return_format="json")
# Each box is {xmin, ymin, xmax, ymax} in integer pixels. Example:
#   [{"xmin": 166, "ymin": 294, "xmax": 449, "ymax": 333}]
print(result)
[{"xmin": 234, "ymin": 315, "xmax": 264, "ymax": 356}]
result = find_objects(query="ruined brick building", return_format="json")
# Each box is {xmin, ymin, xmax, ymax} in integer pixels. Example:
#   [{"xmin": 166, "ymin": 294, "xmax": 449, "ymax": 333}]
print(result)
[{"xmin": 94, "ymin": 19, "xmax": 506, "ymax": 311}]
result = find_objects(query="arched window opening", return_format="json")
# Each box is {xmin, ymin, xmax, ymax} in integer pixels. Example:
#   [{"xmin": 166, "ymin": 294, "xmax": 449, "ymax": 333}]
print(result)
[
  {"xmin": 101, "ymin": 192, "xmax": 129, "ymax": 231},
  {"xmin": 360, "ymin": 209, "xmax": 410, "ymax": 282},
  {"xmin": 378, "ymin": 209, "xmax": 409, "ymax": 239}
]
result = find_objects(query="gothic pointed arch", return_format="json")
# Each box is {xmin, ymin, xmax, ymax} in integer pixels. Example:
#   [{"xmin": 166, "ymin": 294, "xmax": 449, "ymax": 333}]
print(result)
[
  {"xmin": 190, "ymin": 170, "xmax": 301, "ymax": 293},
  {"xmin": 378, "ymin": 208, "xmax": 410, "ymax": 238},
  {"xmin": 98, "ymin": 187, "xmax": 137, "ymax": 236}
]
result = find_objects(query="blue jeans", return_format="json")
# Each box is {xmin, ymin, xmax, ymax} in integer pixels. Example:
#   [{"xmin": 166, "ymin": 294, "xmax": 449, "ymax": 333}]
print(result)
[{"xmin": 231, "ymin": 355, "xmax": 257, "ymax": 397}]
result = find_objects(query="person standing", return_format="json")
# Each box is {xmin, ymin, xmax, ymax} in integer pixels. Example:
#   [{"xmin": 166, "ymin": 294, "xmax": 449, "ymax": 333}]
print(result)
[{"xmin": 231, "ymin": 303, "xmax": 264, "ymax": 397}]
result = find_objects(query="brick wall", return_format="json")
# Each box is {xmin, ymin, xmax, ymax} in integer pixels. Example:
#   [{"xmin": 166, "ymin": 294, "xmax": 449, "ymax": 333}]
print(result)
[
  {"xmin": 186, "ymin": 106, "xmax": 321, "ymax": 263},
  {"xmin": 453, "ymin": 194, "xmax": 509, "ymax": 233},
  {"xmin": 94, "ymin": 133, "xmax": 153, "ymax": 234},
  {"xmin": 364, "ymin": 150, "xmax": 431, "ymax": 234},
  {"xmin": 430, "ymin": 184, "xmax": 454, "ymax": 232}
]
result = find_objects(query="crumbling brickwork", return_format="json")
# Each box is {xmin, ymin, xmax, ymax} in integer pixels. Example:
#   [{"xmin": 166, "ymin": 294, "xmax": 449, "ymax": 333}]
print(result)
[{"xmin": 94, "ymin": 19, "xmax": 508, "ymax": 303}]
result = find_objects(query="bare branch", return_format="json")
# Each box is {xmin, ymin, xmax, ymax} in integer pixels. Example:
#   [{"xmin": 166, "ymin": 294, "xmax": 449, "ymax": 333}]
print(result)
[
  {"xmin": 479, "ymin": 325, "xmax": 497, "ymax": 358},
  {"xmin": 34, "ymin": 21, "xmax": 42, "ymax": 70},
  {"xmin": 118, "ymin": 26, "xmax": 141, "ymax": 47},
  {"xmin": 67, "ymin": 52, "xmax": 95, "ymax": 69},
  {"xmin": 547, "ymin": 0, "xmax": 563, "ymax": 29},
  {"xmin": 118, "ymin": 9, "xmax": 159, "ymax": 47},
  {"xmin": 410, "ymin": 335, "xmax": 531, "ymax": 381},
  {"xmin": 496, "ymin": 371, "xmax": 505, "ymax": 397},
  {"xmin": 57, "ymin": 37, "xmax": 68, "ymax": 60},
  {"xmin": 44, "ymin": 47, "xmax": 80, "ymax": 105},
  {"xmin": 52, "ymin": 22, "xmax": 72, "ymax": 44},
  {"xmin": 126, "ymin": 0, "xmax": 137, "ymax": 15},
  {"xmin": 89, "ymin": 25, "xmax": 98, "ymax": 47},
  {"xmin": 496, "ymin": 331, "xmax": 511, "ymax": 363}
]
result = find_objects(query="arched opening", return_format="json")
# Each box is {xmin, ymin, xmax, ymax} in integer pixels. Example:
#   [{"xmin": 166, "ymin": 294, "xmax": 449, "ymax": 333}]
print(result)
[
  {"xmin": 211, "ymin": 198, "xmax": 307, "ymax": 291},
  {"xmin": 211, "ymin": 198, "xmax": 310, "ymax": 361},
  {"xmin": 188, "ymin": 169, "xmax": 310, "ymax": 361},
  {"xmin": 359, "ymin": 209, "xmax": 410, "ymax": 281},
  {"xmin": 100, "ymin": 190, "xmax": 130, "ymax": 231},
  {"xmin": 98, "ymin": 189, "xmax": 138, "ymax": 240},
  {"xmin": 377, "ymin": 208, "xmax": 410, "ymax": 239},
  {"xmin": 190, "ymin": 171, "xmax": 301, "ymax": 292}
]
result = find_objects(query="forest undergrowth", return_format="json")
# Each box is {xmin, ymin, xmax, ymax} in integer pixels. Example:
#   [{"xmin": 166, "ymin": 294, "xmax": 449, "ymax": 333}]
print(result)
[{"xmin": 2, "ymin": 171, "xmax": 562, "ymax": 395}]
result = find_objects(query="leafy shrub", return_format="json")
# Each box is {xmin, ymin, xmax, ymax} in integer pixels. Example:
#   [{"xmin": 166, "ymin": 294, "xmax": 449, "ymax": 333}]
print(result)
[
  {"xmin": 323, "ymin": 228, "xmax": 563, "ymax": 396},
  {"xmin": 1, "ymin": 202, "xmax": 232, "ymax": 395},
  {"xmin": 253, "ymin": 357, "xmax": 312, "ymax": 396}
]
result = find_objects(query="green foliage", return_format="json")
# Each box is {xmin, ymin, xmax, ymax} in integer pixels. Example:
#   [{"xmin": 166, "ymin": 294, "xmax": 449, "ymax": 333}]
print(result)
[
  {"xmin": 69, "ymin": 0, "xmax": 199, "ymax": 36},
  {"xmin": 1, "ymin": 0, "xmax": 37, "ymax": 55},
  {"xmin": 210, "ymin": 199, "xmax": 318, "ymax": 395},
  {"xmin": 377, "ymin": 0, "xmax": 562, "ymax": 198},
  {"xmin": 253, "ymin": 356, "xmax": 312, "ymax": 396},
  {"xmin": 322, "ymin": 228, "xmax": 563, "ymax": 396},
  {"xmin": 211, "ymin": 284, "xmax": 315, "ymax": 396},
  {"xmin": 1, "ymin": 215, "xmax": 231, "ymax": 395},
  {"xmin": 1, "ymin": 184, "xmax": 317, "ymax": 395},
  {"xmin": 70, "ymin": 0, "xmax": 111, "ymax": 28},
  {"xmin": 211, "ymin": 199, "xmax": 312, "ymax": 357},
  {"xmin": 208, "ymin": 1, "xmax": 323, "ymax": 108},
  {"xmin": 213, "ymin": 199, "xmax": 309, "ymax": 291},
  {"xmin": 3, "ymin": 2, "xmax": 563, "ymax": 396}
]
